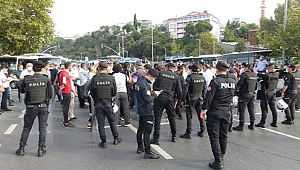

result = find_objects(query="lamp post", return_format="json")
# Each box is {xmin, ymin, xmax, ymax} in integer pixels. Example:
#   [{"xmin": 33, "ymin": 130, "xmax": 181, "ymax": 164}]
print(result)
[
  {"xmin": 198, "ymin": 39, "xmax": 201, "ymax": 56},
  {"xmin": 151, "ymin": 21, "xmax": 154, "ymax": 63},
  {"xmin": 282, "ymin": 0, "xmax": 288, "ymax": 64},
  {"xmin": 163, "ymin": 47, "xmax": 167, "ymax": 57}
]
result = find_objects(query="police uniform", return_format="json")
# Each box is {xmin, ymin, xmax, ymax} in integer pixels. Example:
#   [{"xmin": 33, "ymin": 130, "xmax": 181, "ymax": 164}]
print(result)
[
  {"xmin": 135, "ymin": 69, "xmax": 160, "ymax": 159},
  {"xmin": 16, "ymin": 61, "xmax": 53, "ymax": 157},
  {"xmin": 180, "ymin": 64, "xmax": 206, "ymax": 139},
  {"xmin": 255, "ymin": 64, "xmax": 279, "ymax": 128},
  {"xmin": 175, "ymin": 70, "xmax": 185, "ymax": 119},
  {"xmin": 90, "ymin": 62, "xmax": 121, "ymax": 148},
  {"xmin": 233, "ymin": 63, "xmax": 257, "ymax": 131},
  {"xmin": 227, "ymin": 70, "xmax": 237, "ymax": 132},
  {"xmin": 281, "ymin": 64, "xmax": 300, "ymax": 125},
  {"xmin": 201, "ymin": 60, "xmax": 235, "ymax": 169},
  {"xmin": 151, "ymin": 63, "xmax": 182, "ymax": 144}
]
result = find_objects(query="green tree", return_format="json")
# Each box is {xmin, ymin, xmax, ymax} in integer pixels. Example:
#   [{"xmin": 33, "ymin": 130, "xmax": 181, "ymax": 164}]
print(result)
[
  {"xmin": 195, "ymin": 21, "xmax": 213, "ymax": 34},
  {"xmin": 0, "ymin": 0, "xmax": 54, "ymax": 55},
  {"xmin": 133, "ymin": 14, "xmax": 138, "ymax": 30},
  {"xmin": 200, "ymin": 32, "xmax": 217, "ymax": 54},
  {"xmin": 223, "ymin": 27, "xmax": 236, "ymax": 42},
  {"xmin": 235, "ymin": 38, "xmax": 246, "ymax": 52}
]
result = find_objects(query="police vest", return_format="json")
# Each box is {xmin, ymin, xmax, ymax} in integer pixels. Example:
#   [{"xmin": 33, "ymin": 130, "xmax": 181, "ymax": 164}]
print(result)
[
  {"xmin": 154, "ymin": 71, "xmax": 177, "ymax": 93},
  {"xmin": 228, "ymin": 72, "xmax": 236, "ymax": 80},
  {"xmin": 267, "ymin": 72, "xmax": 279, "ymax": 91},
  {"xmin": 291, "ymin": 72, "xmax": 300, "ymax": 90},
  {"xmin": 188, "ymin": 73, "xmax": 205, "ymax": 99},
  {"xmin": 243, "ymin": 71, "xmax": 257, "ymax": 92},
  {"xmin": 93, "ymin": 75, "xmax": 114, "ymax": 100},
  {"xmin": 24, "ymin": 75, "xmax": 48, "ymax": 105}
]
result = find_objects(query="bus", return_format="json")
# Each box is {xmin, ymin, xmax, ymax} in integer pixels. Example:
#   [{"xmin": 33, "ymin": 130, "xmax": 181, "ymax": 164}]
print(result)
[
  {"xmin": 37, "ymin": 55, "xmax": 64, "ymax": 66},
  {"xmin": 223, "ymin": 50, "xmax": 273, "ymax": 66},
  {"xmin": 0, "ymin": 54, "xmax": 39, "ymax": 71},
  {"xmin": 118, "ymin": 57, "xmax": 141, "ymax": 64},
  {"xmin": 177, "ymin": 54, "xmax": 223, "ymax": 65}
]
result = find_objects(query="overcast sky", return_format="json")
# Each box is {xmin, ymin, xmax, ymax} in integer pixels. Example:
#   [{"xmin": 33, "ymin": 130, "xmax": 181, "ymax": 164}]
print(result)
[{"xmin": 51, "ymin": 0, "xmax": 285, "ymax": 37}]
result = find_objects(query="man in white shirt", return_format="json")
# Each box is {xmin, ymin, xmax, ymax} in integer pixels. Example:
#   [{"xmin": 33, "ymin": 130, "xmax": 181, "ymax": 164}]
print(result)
[
  {"xmin": 77, "ymin": 63, "xmax": 89, "ymax": 108},
  {"xmin": 20, "ymin": 63, "xmax": 35, "ymax": 80},
  {"xmin": 203, "ymin": 64, "xmax": 215, "ymax": 87},
  {"xmin": 0, "ymin": 64, "xmax": 13, "ymax": 112}
]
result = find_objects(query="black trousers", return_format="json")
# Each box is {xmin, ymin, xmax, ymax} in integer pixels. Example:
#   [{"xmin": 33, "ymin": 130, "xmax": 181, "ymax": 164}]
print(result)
[
  {"xmin": 238, "ymin": 93, "xmax": 255, "ymax": 124},
  {"xmin": 1, "ymin": 87, "xmax": 9, "ymax": 109},
  {"xmin": 175, "ymin": 103, "xmax": 182, "ymax": 118},
  {"xmin": 78, "ymin": 85, "xmax": 85, "ymax": 107},
  {"xmin": 185, "ymin": 98, "xmax": 204, "ymax": 134},
  {"xmin": 62, "ymin": 93, "xmax": 71, "ymax": 123},
  {"xmin": 283, "ymin": 93, "xmax": 298, "ymax": 121},
  {"xmin": 153, "ymin": 96, "xmax": 176, "ymax": 139},
  {"xmin": 19, "ymin": 105, "xmax": 48, "ymax": 147},
  {"xmin": 206, "ymin": 110, "xmax": 230, "ymax": 157},
  {"xmin": 137, "ymin": 115, "xmax": 154, "ymax": 153},
  {"xmin": 95, "ymin": 102, "xmax": 118, "ymax": 142},
  {"xmin": 259, "ymin": 92, "xmax": 277, "ymax": 124}
]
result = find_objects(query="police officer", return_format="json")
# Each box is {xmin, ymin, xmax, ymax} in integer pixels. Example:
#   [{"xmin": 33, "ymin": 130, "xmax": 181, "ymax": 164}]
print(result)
[
  {"xmin": 281, "ymin": 64, "xmax": 300, "ymax": 125},
  {"xmin": 228, "ymin": 68, "xmax": 237, "ymax": 132},
  {"xmin": 90, "ymin": 61, "xmax": 122, "ymax": 148},
  {"xmin": 175, "ymin": 65, "xmax": 185, "ymax": 120},
  {"xmin": 255, "ymin": 63, "xmax": 279, "ymax": 128},
  {"xmin": 135, "ymin": 69, "xmax": 161, "ymax": 159},
  {"xmin": 200, "ymin": 60, "xmax": 235, "ymax": 169},
  {"xmin": 233, "ymin": 63, "xmax": 257, "ymax": 131},
  {"xmin": 151, "ymin": 63, "xmax": 182, "ymax": 144},
  {"xmin": 180, "ymin": 64, "xmax": 206, "ymax": 139},
  {"xmin": 16, "ymin": 61, "xmax": 53, "ymax": 157}
]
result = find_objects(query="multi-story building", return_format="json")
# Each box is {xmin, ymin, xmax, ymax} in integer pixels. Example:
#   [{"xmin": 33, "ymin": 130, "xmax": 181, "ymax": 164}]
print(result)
[
  {"xmin": 163, "ymin": 18, "xmax": 177, "ymax": 39},
  {"xmin": 164, "ymin": 11, "xmax": 221, "ymax": 40},
  {"xmin": 117, "ymin": 20, "xmax": 152, "ymax": 30}
]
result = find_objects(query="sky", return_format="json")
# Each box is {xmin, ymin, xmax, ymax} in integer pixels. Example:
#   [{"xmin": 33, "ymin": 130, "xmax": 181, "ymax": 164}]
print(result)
[{"xmin": 51, "ymin": 0, "xmax": 285, "ymax": 37}]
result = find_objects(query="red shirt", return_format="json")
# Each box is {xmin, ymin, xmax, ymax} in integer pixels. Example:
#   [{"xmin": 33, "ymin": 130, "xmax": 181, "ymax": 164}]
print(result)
[{"xmin": 59, "ymin": 70, "xmax": 72, "ymax": 94}]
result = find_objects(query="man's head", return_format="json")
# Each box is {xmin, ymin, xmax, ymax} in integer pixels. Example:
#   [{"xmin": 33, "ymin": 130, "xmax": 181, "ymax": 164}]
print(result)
[
  {"xmin": 64, "ymin": 62, "xmax": 72, "ymax": 71},
  {"xmin": 33, "ymin": 61, "xmax": 47, "ymax": 73},
  {"xmin": 144, "ymin": 64, "xmax": 152, "ymax": 73},
  {"xmin": 26, "ymin": 63, "xmax": 33, "ymax": 71},
  {"xmin": 188, "ymin": 64, "xmax": 198, "ymax": 73},
  {"xmin": 267, "ymin": 63, "xmax": 275, "ymax": 72},
  {"xmin": 260, "ymin": 55, "xmax": 265, "ymax": 61},
  {"xmin": 81, "ymin": 63, "xmax": 87, "ymax": 69},
  {"xmin": 112, "ymin": 63, "xmax": 122, "ymax": 73},
  {"xmin": 288, "ymin": 64, "xmax": 296, "ymax": 73},
  {"xmin": 242, "ymin": 62, "xmax": 251, "ymax": 71},
  {"xmin": 1, "ymin": 64, "xmax": 8, "ymax": 72},
  {"xmin": 98, "ymin": 61, "xmax": 108, "ymax": 73},
  {"xmin": 17, "ymin": 64, "xmax": 23, "ymax": 71},
  {"xmin": 167, "ymin": 63, "xmax": 176, "ymax": 72},
  {"xmin": 177, "ymin": 65, "xmax": 184, "ymax": 74},
  {"xmin": 136, "ymin": 62, "xmax": 143, "ymax": 69},
  {"xmin": 145, "ymin": 68, "xmax": 159, "ymax": 82},
  {"xmin": 216, "ymin": 60, "xmax": 229, "ymax": 74}
]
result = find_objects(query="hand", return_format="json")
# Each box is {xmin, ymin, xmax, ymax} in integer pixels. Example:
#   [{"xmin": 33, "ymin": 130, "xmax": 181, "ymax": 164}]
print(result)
[
  {"xmin": 153, "ymin": 91, "xmax": 161, "ymax": 97},
  {"xmin": 181, "ymin": 102, "xmax": 185, "ymax": 107},
  {"xmin": 60, "ymin": 85, "xmax": 65, "ymax": 90},
  {"xmin": 200, "ymin": 110, "xmax": 206, "ymax": 119},
  {"xmin": 281, "ymin": 93, "xmax": 284, "ymax": 98},
  {"xmin": 74, "ymin": 93, "xmax": 78, "ymax": 97}
]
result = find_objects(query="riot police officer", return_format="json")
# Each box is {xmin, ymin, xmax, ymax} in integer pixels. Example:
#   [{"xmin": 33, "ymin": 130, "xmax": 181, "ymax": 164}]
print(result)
[
  {"xmin": 200, "ymin": 60, "xmax": 235, "ymax": 170},
  {"xmin": 228, "ymin": 68, "xmax": 237, "ymax": 132},
  {"xmin": 281, "ymin": 64, "xmax": 300, "ymax": 125},
  {"xmin": 255, "ymin": 63, "xmax": 279, "ymax": 128},
  {"xmin": 233, "ymin": 63, "xmax": 257, "ymax": 131},
  {"xmin": 90, "ymin": 61, "xmax": 122, "ymax": 148},
  {"xmin": 135, "ymin": 69, "xmax": 161, "ymax": 159},
  {"xmin": 180, "ymin": 64, "xmax": 206, "ymax": 139},
  {"xmin": 16, "ymin": 61, "xmax": 53, "ymax": 157},
  {"xmin": 150, "ymin": 63, "xmax": 182, "ymax": 144}
]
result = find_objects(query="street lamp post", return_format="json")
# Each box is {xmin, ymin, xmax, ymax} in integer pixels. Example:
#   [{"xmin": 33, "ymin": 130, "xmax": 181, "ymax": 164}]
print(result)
[
  {"xmin": 163, "ymin": 47, "xmax": 167, "ymax": 57},
  {"xmin": 151, "ymin": 22, "xmax": 154, "ymax": 63},
  {"xmin": 282, "ymin": 0, "xmax": 288, "ymax": 64},
  {"xmin": 198, "ymin": 39, "xmax": 201, "ymax": 56}
]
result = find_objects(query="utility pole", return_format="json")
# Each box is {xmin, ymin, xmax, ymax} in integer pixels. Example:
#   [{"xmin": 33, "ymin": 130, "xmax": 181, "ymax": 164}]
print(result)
[
  {"xmin": 282, "ymin": 0, "xmax": 288, "ymax": 64},
  {"xmin": 198, "ymin": 39, "xmax": 201, "ymax": 56}
]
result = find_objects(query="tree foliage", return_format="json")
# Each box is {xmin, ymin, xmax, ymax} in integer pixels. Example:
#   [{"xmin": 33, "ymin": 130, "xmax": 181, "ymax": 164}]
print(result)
[{"xmin": 0, "ymin": 0, "xmax": 55, "ymax": 55}]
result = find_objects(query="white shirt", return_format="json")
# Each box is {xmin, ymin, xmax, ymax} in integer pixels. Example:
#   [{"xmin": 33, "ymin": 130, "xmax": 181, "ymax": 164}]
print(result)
[
  {"xmin": 113, "ymin": 73, "xmax": 128, "ymax": 93},
  {"xmin": 70, "ymin": 68, "xmax": 79, "ymax": 84},
  {"xmin": 0, "ymin": 72, "xmax": 8, "ymax": 88},
  {"xmin": 20, "ymin": 69, "xmax": 34, "ymax": 79},
  {"xmin": 203, "ymin": 69, "xmax": 214, "ymax": 87},
  {"xmin": 78, "ymin": 68, "xmax": 89, "ymax": 86},
  {"xmin": 88, "ymin": 72, "xmax": 95, "ymax": 81}
]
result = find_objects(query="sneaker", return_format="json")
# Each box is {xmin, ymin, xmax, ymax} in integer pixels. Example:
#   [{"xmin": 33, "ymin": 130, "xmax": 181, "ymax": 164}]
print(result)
[
  {"xmin": 117, "ymin": 123, "xmax": 121, "ymax": 127},
  {"xmin": 144, "ymin": 150, "xmax": 160, "ymax": 159},
  {"xmin": 70, "ymin": 117, "xmax": 77, "ymax": 120},
  {"xmin": 64, "ymin": 122, "xmax": 75, "ymax": 127},
  {"xmin": 197, "ymin": 131, "xmax": 204, "ymax": 137},
  {"xmin": 233, "ymin": 125, "xmax": 244, "ymax": 131},
  {"xmin": 137, "ymin": 147, "xmax": 145, "ymax": 154},
  {"xmin": 89, "ymin": 113, "xmax": 92, "ymax": 116},
  {"xmin": 124, "ymin": 122, "xmax": 131, "ymax": 127},
  {"xmin": 86, "ymin": 124, "xmax": 92, "ymax": 129},
  {"xmin": 113, "ymin": 138, "xmax": 122, "ymax": 145},
  {"xmin": 3, "ymin": 108, "xmax": 12, "ymax": 111},
  {"xmin": 255, "ymin": 123, "xmax": 265, "ymax": 128},
  {"xmin": 282, "ymin": 120, "xmax": 293, "ymax": 125},
  {"xmin": 150, "ymin": 138, "xmax": 160, "ymax": 145},
  {"xmin": 172, "ymin": 136, "xmax": 177, "ymax": 142},
  {"xmin": 179, "ymin": 133, "xmax": 191, "ymax": 139},
  {"xmin": 270, "ymin": 123, "xmax": 278, "ymax": 127},
  {"xmin": 37, "ymin": 146, "xmax": 46, "ymax": 157},
  {"xmin": 120, "ymin": 117, "xmax": 125, "ymax": 121},
  {"xmin": 99, "ymin": 142, "xmax": 107, "ymax": 148}
]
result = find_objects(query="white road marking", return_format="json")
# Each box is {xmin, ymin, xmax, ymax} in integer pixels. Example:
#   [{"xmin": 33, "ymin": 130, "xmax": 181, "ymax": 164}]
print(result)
[
  {"xmin": 18, "ymin": 114, "xmax": 24, "ymax": 119},
  {"xmin": 255, "ymin": 113, "xmax": 262, "ymax": 115},
  {"xmin": 4, "ymin": 124, "xmax": 18, "ymax": 134},
  {"xmin": 160, "ymin": 122, "xmax": 169, "ymax": 125},
  {"xmin": 127, "ymin": 124, "xmax": 173, "ymax": 160},
  {"xmin": 233, "ymin": 119, "xmax": 300, "ymax": 141}
]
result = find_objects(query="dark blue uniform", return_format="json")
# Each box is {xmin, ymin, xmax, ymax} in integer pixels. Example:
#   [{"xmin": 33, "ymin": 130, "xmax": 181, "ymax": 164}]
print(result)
[{"xmin": 135, "ymin": 76, "xmax": 156, "ymax": 154}]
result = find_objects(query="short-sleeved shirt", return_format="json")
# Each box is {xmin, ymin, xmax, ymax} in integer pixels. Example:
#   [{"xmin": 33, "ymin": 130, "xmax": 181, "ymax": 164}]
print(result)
[
  {"xmin": 20, "ymin": 69, "xmax": 35, "ymax": 79},
  {"xmin": 59, "ymin": 70, "xmax": 72, "ymax": 94},
  {"xmin": 256, "ymin": 59, "xmax": 269, "ymax": 72},
  {"xmin": 113, "ymin": 72, "xmax": 128, "ymax": 93}
]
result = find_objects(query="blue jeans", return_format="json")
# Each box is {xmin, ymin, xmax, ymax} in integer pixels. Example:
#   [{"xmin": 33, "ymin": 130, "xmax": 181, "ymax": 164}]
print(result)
[
  {"xmin": 1, "ymin": 88, "xmax": 9, "ymax": 109},
  {"xmin": 7, "ymin": 87, "xmax": 12, "ymax": 102},
  {"xmin": 134, "ymin": 92, "xmax": 139, "ymax": 118}
]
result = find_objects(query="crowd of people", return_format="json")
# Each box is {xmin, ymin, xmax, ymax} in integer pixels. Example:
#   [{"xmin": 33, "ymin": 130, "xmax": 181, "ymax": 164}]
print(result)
[{"xmin": 5, "ymin": 55, "xmax": 300, "ymax": 169}]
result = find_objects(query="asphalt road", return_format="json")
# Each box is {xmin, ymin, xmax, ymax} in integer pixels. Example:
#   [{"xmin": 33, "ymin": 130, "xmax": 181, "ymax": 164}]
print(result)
[{"xmin": 0, "ymin": 90, "xmax": 300, "ymax": 170}]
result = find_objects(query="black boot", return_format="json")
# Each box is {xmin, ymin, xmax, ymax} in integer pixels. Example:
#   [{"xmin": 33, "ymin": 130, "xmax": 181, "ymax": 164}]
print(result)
[
  {"xmin": 228, "ymin": 123, "xmax": 232, "ymax": 132},
  {"xmin": 144, "ymin": 150, "xmax": 160, "ymax": 159},
  {"xmin": 137, "ymin": 143, "xmax": 145, "ymax": 154},
  {"xmin": 150, "ymin": 138, "xmax": 160, "ymax": 145},
  {"xmin": 99, "ymin": 139, "xmax": 107, "ymax": 148},
  {"xmin": 233, "ymin": 123, "xmax": 244, "ymax": 131},
  {"xmin": 37, "ymin": 146, "xmax": 46, "ymax": 157},
  {"xmin": 113, "ymin": 137, "xmax": 122, "ymax": 145},
  {"xmin": 209, "ymin": 156, "xmax": 224, "ymax": 169},
  {"xmin": 180, "ymin": 133, "xmax": 191, "ymax": 139},
  {"xmin": 248, "ymin": 122, "xmax": 254, "ymax": 130},
  {"xmin": 16, "ymin": 146, "xmax": 25, "ymax": 156},
  {"xmin": 198, "ymin": 129, "xmax": 204, "ymax": 137}
]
